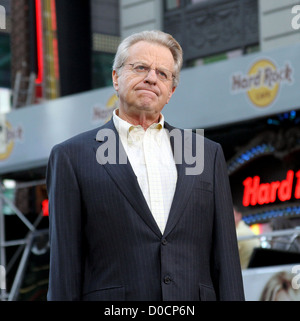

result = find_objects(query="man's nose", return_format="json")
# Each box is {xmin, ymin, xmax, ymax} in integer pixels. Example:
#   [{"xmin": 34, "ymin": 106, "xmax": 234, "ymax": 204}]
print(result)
[{"xmin": 144, "ymin": 69, "xmax": 157, "ymax": 84}]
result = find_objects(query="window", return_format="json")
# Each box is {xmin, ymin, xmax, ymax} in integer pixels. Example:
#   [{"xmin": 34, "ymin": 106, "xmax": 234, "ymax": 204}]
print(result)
[
  {"xmin": 92, "ymin": 52, "xmax": 114, "ymax": 89},
  {"xmin": 0, "ymin": 33, "xmax": 11, "ymax": 88},
  {"xmin": 165, "ymin": 0, "xmax": 181, "ymax": 11}
]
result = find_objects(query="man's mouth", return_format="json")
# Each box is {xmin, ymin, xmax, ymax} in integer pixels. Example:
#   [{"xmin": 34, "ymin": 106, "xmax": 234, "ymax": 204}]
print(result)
[{"xmin": 136, "ymin": 87, "xmax": 159, "ymax": 96}]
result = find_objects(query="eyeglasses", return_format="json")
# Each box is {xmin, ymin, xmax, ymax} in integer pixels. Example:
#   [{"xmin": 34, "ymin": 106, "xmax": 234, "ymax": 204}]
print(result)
[{"xmin": 122, "ymin": 62, "xmax": 174, "ymax": 82}]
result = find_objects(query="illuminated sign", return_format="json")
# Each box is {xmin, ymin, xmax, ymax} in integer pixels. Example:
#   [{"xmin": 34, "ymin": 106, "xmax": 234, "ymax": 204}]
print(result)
[
  {"xmin": 91, "ymin": 94, "xmax": 118, "ymax": 124},
  {"xmin": 231, "ymin": 59, "xmax": 293, "ymax": 108},
  {"xmin": 243, "ymin": 170, "xmax": 300, "ymax": 206},
  {"xmin": 42, "ymin": 199, "xmax": 49, "ymax": 216},
  {"xmin": 35, "ymin": 0, "xmax": 60, "ymax": 99},
  {"xmin": 0, "ymin": 113, "xmax": 6, "ymax": 153},
  {"xmin": 0, "ymin": 5, "xmax": 5, "ymax": 30},
  {"xmin": 35, "ymin": 0, "xmax": 44, "ymax": 92},
  {"xmin": 0, "ymin": 121, "xmax": 23, "ymax": 161}
]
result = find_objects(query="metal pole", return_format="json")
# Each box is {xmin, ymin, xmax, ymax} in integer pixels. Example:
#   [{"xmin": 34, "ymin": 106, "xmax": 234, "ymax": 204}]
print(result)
[
  {"xmin": 26, "ymin": 72, "xmax": 36, "ymax": 106},
  {"xmin": 0, "ymin": 193, "xmax": 35, "ymax": 231},
  {"xmin": 12, "ymin": 71, "xmax": 22, "ymax": 109},
  {"xmin": 6, "ymin": 213, "xmax": 44, "ymax": 274},
  {"xmin": 15, "ymin": 179, "xmax": 46, "ymax": 189},
  {"xmin": 8, "ymin": 234, "xmax": 33, "ymax": 301},
  {"xmin": 238, "ymin": 228, "xmax": 300, "ymax": 241},
  {"xmin": 0, "ymin": 181, "xmax": 7, "ymax": 301}
]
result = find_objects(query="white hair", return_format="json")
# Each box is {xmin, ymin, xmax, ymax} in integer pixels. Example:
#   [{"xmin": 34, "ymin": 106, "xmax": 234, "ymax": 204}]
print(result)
[{"xmin": 113, "ymin": 30, "xmax": 183, "ymax": 87}]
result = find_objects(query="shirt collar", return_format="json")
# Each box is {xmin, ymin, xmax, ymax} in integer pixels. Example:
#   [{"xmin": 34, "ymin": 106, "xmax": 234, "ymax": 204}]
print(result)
[
  {"xmin": 113, "ymin": 109, "xmax": 132, "ymax": 140},
  {"xmin": 113, "ymin": 109, "xmax": 164, "ymax": 145}
]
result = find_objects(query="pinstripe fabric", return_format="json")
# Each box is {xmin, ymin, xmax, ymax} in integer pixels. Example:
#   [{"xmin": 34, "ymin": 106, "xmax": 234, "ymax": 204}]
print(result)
[{"xmin": 46, "ymin": 119, "xmax": 245, "ymax": 301}]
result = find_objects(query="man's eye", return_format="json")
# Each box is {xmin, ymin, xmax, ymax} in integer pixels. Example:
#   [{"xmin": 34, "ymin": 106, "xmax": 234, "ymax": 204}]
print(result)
[
  {"xmin": 135, "ymin": 65, "xmax": 147, "ymax": 72},
  {"xmin": 158, "ymin": 70, "xmax": 167, "ymax": 79}
]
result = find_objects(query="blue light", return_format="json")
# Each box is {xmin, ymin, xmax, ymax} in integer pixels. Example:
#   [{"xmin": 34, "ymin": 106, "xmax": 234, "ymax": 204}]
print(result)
[
  {"xmin": 243, "ymin": 206, "xmax": 300, "ymax": 224},
  {"xmin": 290, "ymin": 110, "xmax": 296, "ymax": 119},
  {"xmin": 242, "ymin": 153, "xmax": 249, "ymax": 161}
]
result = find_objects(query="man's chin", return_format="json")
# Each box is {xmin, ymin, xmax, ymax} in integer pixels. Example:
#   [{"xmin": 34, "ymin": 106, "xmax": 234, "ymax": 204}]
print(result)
[{"xmin": 135, "ymin": 104, "xmax": 158, "ymax": 113}]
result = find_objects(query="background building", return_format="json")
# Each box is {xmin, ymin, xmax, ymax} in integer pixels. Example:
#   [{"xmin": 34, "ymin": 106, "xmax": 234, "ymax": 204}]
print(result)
[{"xmin": 0, "ymin": 0, "xmax": 11, "ymax": 113}]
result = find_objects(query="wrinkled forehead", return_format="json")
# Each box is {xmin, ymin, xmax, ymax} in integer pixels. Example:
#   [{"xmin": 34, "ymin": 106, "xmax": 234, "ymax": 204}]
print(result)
[{"xmin": 127, "ymin": 41, "xmax": 175, "ymax": 70}]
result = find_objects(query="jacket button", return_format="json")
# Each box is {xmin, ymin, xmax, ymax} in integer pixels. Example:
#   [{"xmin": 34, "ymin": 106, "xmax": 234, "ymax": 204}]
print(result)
[
  {"xmin": 161, "ymin": 238, "xmax": 168, "ymax": 245},
  {"xmin": 164, "ymin": 276, "xmax": 171, "ymax": 284}
]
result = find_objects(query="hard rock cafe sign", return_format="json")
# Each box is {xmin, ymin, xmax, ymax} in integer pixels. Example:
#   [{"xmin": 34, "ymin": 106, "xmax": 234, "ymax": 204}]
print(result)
[
  {"xmin": 0, "ymin": 119, "xmax": 23, "ymax": 161},
  {"xmin": 243, "ymin": 170, "xmax": 300, "ymax": 207},
  {"xmin": 231, "ymin": 59, "xmax": 294, "ymax": 108},
  {"xmin": 91, "ymin": 94, "xmax": 118, "ymax": 124}
]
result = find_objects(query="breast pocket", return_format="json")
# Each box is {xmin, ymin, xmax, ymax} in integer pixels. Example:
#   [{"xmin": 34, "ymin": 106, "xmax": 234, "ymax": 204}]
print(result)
[
  {"xmin": 82, "ymin": 286, "xmax": 125, "ymax": 301},
  {"xmin": 193, "ymin": 180, "xmax": 213, "ymax": 193},
  {"xmin": 192, "ymin": 180, "xmax": 213, "ymax": 221},
  {"xmin": 199, "ymin": 283, "xmax": 217, "ymax": 301}
]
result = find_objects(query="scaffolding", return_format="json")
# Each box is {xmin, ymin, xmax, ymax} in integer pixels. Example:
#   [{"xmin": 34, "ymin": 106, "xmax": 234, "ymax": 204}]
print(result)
[
  {"xmin": 0, "ymin": 178, "xmax": 48, "ymax": 301},
  {"xmin": 0, "ymin": 77, "xmax": 116, "ymax": 302}
]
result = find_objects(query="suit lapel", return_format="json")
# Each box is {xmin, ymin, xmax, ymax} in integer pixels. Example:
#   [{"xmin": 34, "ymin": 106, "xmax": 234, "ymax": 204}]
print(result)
[
  {"xmin": 163, "ymin": 122, "xmax": 196, "ymax": 237},
  {"xmin": 94, "ymin": 120, "xmax": 162, "ymax": 237},
  {"xmin": 93, "ymin": 120, "xmax": 197, "ymax": 238}
]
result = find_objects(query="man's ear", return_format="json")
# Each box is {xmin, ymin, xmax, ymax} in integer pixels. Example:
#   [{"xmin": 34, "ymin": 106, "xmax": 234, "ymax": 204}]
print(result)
[
  {"xmin": 166, "ymin": 86, "xmax": 176, "ymax": 104},
  {"xmin": 112, "ymin": 70, "xmax": 119, "ymax": 91}
]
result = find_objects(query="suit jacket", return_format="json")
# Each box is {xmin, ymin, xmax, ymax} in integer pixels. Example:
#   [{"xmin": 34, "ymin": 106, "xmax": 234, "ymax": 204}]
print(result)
[{"xmin": 46, "ymin": 119, "xmax": 245, "ymax": 301}]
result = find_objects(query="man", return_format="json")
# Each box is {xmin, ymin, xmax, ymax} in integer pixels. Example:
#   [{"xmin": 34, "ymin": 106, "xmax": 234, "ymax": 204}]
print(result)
[
  {"xmin": 46, "ymin": 30, "xmax": 245, "ymax": 301},
  {"xmin": 233, "ymin": 206, "xmax": 260, "ymax": 269}
]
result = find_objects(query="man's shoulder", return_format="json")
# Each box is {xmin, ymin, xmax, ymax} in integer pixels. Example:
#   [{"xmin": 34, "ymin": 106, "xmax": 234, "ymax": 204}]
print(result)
[
  {"xmin": 164, "ymin": 121, "xmax": 220, "ymax": 150},
  {"xmin": 52, "ymin": 120, "xmax": 114, "ymax": 151}
]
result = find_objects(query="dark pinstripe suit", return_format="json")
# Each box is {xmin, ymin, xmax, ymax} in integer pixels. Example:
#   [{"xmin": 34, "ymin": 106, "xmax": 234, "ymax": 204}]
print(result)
[{"xmin": 46, "ymin": 119, "xmax": 245, "ymax": 301}]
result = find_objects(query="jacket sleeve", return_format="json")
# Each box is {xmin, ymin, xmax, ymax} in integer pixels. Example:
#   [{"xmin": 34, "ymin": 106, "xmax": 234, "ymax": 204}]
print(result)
[
  {"xmin": 212, "ymin": 144, "xmax": 245, "ymax": 301},
  {"xmin": 46, "ymin": 144, "xmax": 83, "ymax": 301}
]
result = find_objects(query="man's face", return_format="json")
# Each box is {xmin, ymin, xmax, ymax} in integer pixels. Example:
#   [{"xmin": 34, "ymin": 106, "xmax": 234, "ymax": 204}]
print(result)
[{"xmin": 112, "ymin": 41, "xmax": 176, "ymax": 119}]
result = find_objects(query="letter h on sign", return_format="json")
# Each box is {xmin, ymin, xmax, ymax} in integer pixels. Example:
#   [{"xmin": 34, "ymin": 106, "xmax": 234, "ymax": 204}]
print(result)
[{"xmin": 0, "ymin": 5, "xmax": 5, "ymax": 29}]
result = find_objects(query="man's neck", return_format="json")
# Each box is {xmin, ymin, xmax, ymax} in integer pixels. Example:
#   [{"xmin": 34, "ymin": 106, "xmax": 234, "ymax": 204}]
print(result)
[{"xmin": 117, "ymin": 108, "xmax": 161, "ymax": 131}]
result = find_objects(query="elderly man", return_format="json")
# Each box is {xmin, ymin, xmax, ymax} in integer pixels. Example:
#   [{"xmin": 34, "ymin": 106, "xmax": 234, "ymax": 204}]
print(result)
[{"xmin": 46, "ymin": 30, "xmax": 244, "ymax": 301}]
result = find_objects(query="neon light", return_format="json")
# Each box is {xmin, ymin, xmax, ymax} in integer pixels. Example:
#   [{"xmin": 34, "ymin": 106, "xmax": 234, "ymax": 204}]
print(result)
[
  {"xmin": 250, "ymin": 224, "xmax": 261, "ymax": 235},
  {"xmin": 52, "ymin": 38, "xmax": 59, "ymax": 79},
  {"xmin": 228, "ymin": 143, "xmax": 275, "ymax": 175},
  {"xmin": 243, "ymin": 170, "xmax": 300, "ymax": 206},
  {"xmin": 50, "ymin": 0, "xmax": 59, "ymax": 80},
  {"xmin": 243, "ymin": 206, "xmax": 300, "ymax": 225},
  {"xmin": 35, "ymin": 0, "xmax": 44, "ymax": 85},
  {"xmin": 50, "ymin": 0, "xmax": 57, "ymax": 31},
  {"xmin": 42, "ymin": 199, "xmax": 48, "ymax": 216},
  {"xmin": 295, "ymin": 170, "xmax": 300, "ymax": 199}
]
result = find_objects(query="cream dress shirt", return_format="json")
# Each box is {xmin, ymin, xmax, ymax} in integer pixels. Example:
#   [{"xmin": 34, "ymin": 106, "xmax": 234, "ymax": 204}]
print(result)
[{"xmin": 113, "ymin": 109, "xmax": 177, "ymax": 234}]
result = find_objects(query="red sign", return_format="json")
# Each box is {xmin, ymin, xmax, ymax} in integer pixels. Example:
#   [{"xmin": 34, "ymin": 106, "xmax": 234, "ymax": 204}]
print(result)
[
  {"xmin": 42, "ymin": 199, "xmax": 49, "ymax": 216},
  {"xmin": 243, "ymin": 170, "xmax": 300, "ymax": 206}
]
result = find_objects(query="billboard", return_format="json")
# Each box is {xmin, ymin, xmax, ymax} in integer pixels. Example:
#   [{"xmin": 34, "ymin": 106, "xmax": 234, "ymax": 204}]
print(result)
[{"xmin": 243, "ymin": 264, "xmax": 300, "ymax": 301}]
